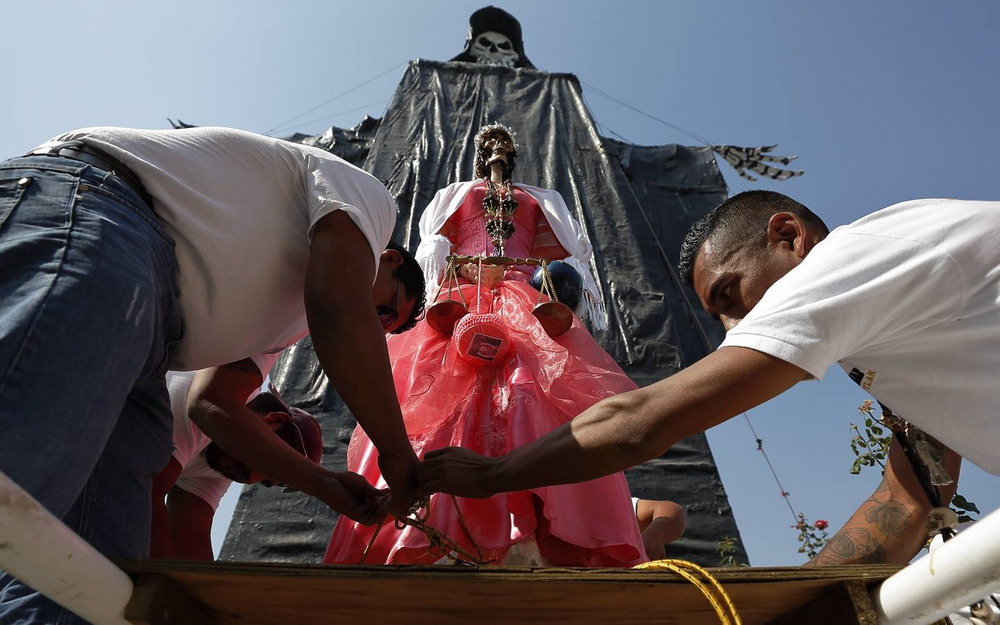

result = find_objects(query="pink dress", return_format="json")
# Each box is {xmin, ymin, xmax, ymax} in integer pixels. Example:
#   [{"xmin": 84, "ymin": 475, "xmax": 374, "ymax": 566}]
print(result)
[{"xmin": 325, "ymin": 183, "xmax": 646, "ymax": 567}]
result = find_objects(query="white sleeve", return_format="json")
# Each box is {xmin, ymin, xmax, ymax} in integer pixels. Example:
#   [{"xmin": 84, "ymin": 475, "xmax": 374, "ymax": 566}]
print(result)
[
  {"xmin": 304, "ymin": 155, "xmax": 396, "ymax": 276},
  {"xmin": 415, "ymin": 182, "xmax": 477, "ymax": 301},
  {"xmin": 721, "ymin": 231, "xmax": 964, "ymax": 379}
]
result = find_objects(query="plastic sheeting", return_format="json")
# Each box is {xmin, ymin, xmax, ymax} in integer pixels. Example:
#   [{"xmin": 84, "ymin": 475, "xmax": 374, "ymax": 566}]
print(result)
[{"xmin": 221, "ymin": 59, "xmax": 746, "ymax": 566}]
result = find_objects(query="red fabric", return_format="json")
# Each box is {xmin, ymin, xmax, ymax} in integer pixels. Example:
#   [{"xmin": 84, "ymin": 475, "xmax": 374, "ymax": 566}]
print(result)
[
  {"xmin": 325, "ymin": 279, "xmax": 645, "ymax": 566},
  {"xmin": 325, "ymin": 183, "xmax": 645, "ymax": 567}
]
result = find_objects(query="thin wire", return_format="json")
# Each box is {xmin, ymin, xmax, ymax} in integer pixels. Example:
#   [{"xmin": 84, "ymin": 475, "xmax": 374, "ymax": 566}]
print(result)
[
  {"xmin": 592, "ymin": 118, "xmax": 634, "ymax": 144},
  {"xmin": 270, "ymin": 99, "xmax": 390, "ymax": 135},
  {"xmin": 613, "ymin": 163, "xmax": 803, "ymax": 526},
  {"xmin": 583, "ymin": 89, "xmax": 716, "ymax": 354},
  {"xmin": 741, "ymin": 414, "xmax": 801, "ymax": 524},
  {"xmin": 580, "ymin": 79, "xmax": 717, "ymax": 147},
  {"xmin": 576, "ymin": 84, "xmax": 811, "ymax": 535},
  {"xmin": 263, "ymin": 61, "xmax": 406, "ymax": 136}
]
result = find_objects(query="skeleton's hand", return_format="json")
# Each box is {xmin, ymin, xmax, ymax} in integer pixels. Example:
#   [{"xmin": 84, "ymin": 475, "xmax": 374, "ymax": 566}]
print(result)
[{"xmin": 459, "ymin": 262, "xmax": 505, "ymax": 289}]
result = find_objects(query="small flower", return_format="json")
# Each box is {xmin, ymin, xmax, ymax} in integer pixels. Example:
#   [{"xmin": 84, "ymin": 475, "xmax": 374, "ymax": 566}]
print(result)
[{"xmin": 814, "ymin": 519, "xmax": 829, "ymax": 530}]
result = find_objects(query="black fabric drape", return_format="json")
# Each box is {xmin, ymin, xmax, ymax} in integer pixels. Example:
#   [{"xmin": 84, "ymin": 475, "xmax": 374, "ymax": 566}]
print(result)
[{"xmin": 221, "ymin": 60, "xmax": 746, "ymax": 566}]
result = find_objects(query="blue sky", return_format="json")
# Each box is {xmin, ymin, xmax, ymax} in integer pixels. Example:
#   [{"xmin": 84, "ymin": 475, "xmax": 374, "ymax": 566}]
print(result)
[{"xmin": 4, "ymin": 1, "xmax": 998, "ymax": 567}]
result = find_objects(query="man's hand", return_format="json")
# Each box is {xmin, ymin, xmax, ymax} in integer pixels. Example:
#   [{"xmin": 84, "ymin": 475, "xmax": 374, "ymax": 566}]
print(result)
[
  {"xmin": 318, "ymin": 470, "xmax": 389, "ymax": 526},
  {"xmin": 417, "ymin": 446, "xmax": 500, "ymax": 499},
  {"xmin": 378, "ymin": 450, "xmax": 420, "ymax": 515}
]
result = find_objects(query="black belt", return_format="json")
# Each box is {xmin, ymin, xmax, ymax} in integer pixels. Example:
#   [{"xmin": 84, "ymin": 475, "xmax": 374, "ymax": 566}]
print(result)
[{"xmin": 33, "ymin": 143, "xmax": 154, "ymax": 209}]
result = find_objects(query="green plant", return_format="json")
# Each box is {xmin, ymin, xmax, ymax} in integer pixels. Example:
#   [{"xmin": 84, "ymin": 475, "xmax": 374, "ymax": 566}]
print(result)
[
  {"xmin": 849, "ymin": 399, "xmax": 892, "ymax": 475},
  {"xmin": 715, "ymin": 535, "xmax": 743, "ymax": 567},
  {"xmin": 792, "ymin": 513, "xmax": 829, "ymax": 559},
  {"xmin": 852, "ymin": 400, "xmax": 979, "ymax": 523}
]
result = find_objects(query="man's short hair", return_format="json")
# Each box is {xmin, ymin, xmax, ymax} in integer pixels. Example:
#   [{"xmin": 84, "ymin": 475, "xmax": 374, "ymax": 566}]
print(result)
[
  {"xmin": 387, "ymin": 241, "xmax": 426, "ymax": 333},
  {"xmin": 678, "ymin": 190, "xmax": 829, "ymax": 286}
]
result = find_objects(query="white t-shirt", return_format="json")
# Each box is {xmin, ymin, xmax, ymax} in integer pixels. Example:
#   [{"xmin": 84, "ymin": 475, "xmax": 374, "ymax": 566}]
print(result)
[
  {"xmin": 166, "ymin": 352, "xmax": 280, "ymax": 508},
  {"xmin": 721, "ymin": 199, "xmax": 1000, "ymax": 475},
  {"xmin": 39, "ymin": 126, "xmax": 396, "ymax": 370}
]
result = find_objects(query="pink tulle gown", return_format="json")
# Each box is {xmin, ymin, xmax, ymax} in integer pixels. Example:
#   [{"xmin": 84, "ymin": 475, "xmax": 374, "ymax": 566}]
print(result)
[{"xmin": 325, "ymin": 183, "xmax": 646, "ymax": 567}]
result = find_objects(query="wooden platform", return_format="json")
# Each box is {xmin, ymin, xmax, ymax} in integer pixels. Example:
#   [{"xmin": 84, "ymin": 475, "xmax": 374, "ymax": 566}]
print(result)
[{"xmin": 117, "ymin": 561, "xmax": 950, "ymax": 625}]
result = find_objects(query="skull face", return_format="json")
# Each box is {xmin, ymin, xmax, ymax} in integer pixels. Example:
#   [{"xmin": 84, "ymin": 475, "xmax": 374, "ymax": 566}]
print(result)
[
  {"xmin": 474, "ymin": 124, "xmax": 518, "ymax": 180},
  {"xmin": 471, "ymin": 31, "xmax": 520, "ymax": 67},
  {"xmin": 480, "ymin": 133, "xmax": 514, "ymax": 175}
]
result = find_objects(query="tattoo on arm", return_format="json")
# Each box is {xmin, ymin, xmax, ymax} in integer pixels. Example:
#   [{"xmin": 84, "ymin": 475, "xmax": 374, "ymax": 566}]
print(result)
[
  {"xmin": 818, "ymin": 528, "xmax": 888, "ymax": 564},
  {"xmin": 864, "ymin": 501, "xmax": 910, "ymax": 538},
  {"xmin": 811, "ymin": 481, "xmax": 905, "ymax": 565}
]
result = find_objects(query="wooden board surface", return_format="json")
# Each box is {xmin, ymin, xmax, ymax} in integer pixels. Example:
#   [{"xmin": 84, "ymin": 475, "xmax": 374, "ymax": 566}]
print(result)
[{"xmin": 119, "ymin": 561, "xmax": 905, "ymax": 625}]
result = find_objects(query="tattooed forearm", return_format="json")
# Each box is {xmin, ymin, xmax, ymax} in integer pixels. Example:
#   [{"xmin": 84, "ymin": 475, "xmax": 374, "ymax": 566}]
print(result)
[
  {"xmin": 811, "ymin": 528, "xmax": 888, "ymax": 565},
  {"xmin": 864, "ymin": 500, "xmax": 911, "ymax": 538},
  {"xmin": 807, "ymin": 479, "xmax": 914, "ymax": 565},
  {"xmin": 808, "ymin": 433, "xmax": 956, "ymax": 566}
]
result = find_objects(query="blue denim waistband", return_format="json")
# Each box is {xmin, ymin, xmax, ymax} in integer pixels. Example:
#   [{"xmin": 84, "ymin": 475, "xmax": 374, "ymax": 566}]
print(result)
[{"xmin": 1, "ymin": 154, "xmax": 169, "ymax": 243}]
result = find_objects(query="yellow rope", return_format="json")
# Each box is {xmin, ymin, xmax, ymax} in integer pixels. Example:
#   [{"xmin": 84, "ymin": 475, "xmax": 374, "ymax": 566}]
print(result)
[
  {"xmin": 633, "ymin": 559, "xmax": 741, "ymax": 625},
  {"xmin": 360, "ymin": 512, "xmax": 739, "ymax": 623}
]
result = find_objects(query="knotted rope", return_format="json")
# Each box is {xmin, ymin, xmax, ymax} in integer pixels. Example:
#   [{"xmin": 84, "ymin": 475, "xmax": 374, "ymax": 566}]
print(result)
[{"xmin": 359, "ymin": 495, "xmax": 491, "ymax": 565}]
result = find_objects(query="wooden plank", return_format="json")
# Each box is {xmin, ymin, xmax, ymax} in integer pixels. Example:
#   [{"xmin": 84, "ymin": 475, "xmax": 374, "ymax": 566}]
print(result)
[
  {"xmin": 124, "ymin": 573, "xmax": 215, "ymax": 625},
  {"xmin": 119, "ymin": 561, "xmax": 904, "ymax": 625},
  {"xmin": 768, "ymin": 579, "xmax": 878, "ymax": 625},
  {"xmin": 769, "ymin": 577, "xmax": 952, "ymax": 625}
]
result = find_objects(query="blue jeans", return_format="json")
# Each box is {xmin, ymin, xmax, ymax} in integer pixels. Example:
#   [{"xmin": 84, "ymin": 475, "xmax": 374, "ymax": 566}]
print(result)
[{"xmin": 0, "ymin": 155, "xmax": 183, "ymax": 625}]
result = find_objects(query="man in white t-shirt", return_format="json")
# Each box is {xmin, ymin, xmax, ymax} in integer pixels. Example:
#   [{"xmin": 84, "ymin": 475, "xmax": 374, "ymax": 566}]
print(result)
[
  {"xmin": 151, "ymin": 368, "xmax": 324, "ymax": 560},
  {"xmin": 0, "ymin": 127, "xmax": 425, "ymax": 625},
  {"xmin": 419, "ymin": 190, "xmax": 999, "ymax": 567}
]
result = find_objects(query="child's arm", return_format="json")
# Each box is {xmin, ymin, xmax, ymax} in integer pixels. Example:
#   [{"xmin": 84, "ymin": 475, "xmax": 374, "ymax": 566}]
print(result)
[{"xmin": 636, "ymin": 499, "xmax": 687, "ymax": 560}]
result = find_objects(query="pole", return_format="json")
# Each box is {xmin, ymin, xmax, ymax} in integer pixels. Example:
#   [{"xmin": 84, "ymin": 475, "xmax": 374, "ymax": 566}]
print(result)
[
  {"xmin": 874, "ymin": 507, "xmax": 1000, "ymax": 624},
  {"xmin": 0, "ymin": 471, "xmax": 134, "ymax": 625}
]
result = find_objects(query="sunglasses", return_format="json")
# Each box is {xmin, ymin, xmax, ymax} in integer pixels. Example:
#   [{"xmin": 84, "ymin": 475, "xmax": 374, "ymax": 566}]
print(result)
[{"xmin": 376, "ymin": 275, "xmax": 402, "ymax": 331}]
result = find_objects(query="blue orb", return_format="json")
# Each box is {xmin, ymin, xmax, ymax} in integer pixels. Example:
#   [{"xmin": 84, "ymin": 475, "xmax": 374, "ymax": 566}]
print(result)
[{"xmin": 531, "ymin": 260, "xmax": 583, "ymax": 310}]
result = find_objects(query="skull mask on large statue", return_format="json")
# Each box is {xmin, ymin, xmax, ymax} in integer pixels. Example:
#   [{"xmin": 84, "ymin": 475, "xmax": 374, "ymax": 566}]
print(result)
[
  {"xmin": 450, "ymin": 6, "xmax": 536, "ymax": 70},
  {"xmin": 470, "ymin": 31, "xmax": 519, "ymax": 67}
]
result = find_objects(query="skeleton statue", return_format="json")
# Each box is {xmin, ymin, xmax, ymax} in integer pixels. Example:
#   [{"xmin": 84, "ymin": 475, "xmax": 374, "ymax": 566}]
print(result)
[
  {"xmin": 324, "ymin": 122, "xmax": 647, "ymax": 568},
  {"xmin": 450, "ymin": 6, "xmax": 536, "ymax": 70}
]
